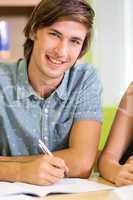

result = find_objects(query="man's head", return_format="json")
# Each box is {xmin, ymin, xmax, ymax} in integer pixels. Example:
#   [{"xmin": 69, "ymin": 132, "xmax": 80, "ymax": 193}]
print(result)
[{"xmin": 24, "ymin": 0, "xmax": 95, "ymax": 62}]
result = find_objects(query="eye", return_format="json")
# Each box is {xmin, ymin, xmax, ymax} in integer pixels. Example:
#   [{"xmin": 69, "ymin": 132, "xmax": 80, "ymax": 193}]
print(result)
[
  {"xmin": 71, "ymin": 39, "xmax": 82, "ymax": 46},
  {"xmin": 49, "ymin": 32, "xmax": 60, "ymax": 38}
]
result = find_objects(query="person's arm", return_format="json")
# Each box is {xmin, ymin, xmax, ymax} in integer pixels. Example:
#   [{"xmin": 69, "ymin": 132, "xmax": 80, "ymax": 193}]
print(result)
[
  {"xmin": 53, "ymin": 120, "xmax": 101, "ymax": 178},
  {"xmin": 0, "ymin": 154, "xmax": 68, "ymax": 185},
  {"xmin": 53, "ymin": 66, "xmax": 102, "ymax": 178},
  {"xmin": 98, "ymin": 83, "xmax": 133, "ymax": 186}
]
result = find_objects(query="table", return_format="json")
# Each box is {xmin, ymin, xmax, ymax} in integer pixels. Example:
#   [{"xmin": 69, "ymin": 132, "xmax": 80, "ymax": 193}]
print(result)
[{"xmin": 40, "ymin": 176, "xmax": 118, "ymax": 200}]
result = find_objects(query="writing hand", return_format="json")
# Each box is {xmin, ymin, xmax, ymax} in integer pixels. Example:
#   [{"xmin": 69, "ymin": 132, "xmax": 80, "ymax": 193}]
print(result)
[{"xmin": 20, "ymin": 155, "xmax": 69, "ymax": 185}]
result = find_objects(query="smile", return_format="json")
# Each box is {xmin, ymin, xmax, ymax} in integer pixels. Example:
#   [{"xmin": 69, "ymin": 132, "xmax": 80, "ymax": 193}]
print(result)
[{"xmin": 47, "ymin": 55, "xmax": 66, "ymax": 65}]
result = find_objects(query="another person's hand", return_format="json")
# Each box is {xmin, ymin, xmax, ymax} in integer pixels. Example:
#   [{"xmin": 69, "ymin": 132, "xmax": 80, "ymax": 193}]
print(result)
[
  {"xmin": 114, "ymin": 156, "xmax": 133, "ymax": 186},
  {"xmin": 20, "ymin": 155, "xmax": 69, "ymax": 185},
  {"xmin": 126, "ymin": 155, "xmax": 133, "ymax": 164}
]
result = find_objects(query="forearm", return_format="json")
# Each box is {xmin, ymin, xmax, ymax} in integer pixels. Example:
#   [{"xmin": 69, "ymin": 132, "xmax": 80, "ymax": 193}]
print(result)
[
  {"xmin": 0, "ymin": 155, "xmax": 40, "ymax": 162},
  {"xmin": 53, "ymin": 148, "xmax": 93, "ymax": 178},
  {"xmin": 0, "ymin": 160, "xmax": 20, "ymax": 182},
  {"xmin": 53, "ymin": 121, "xmax": 101, "ymax": 178},
  {"xmin": 0, "ymin": 155, "xmax": 40, "ymax": 182}
]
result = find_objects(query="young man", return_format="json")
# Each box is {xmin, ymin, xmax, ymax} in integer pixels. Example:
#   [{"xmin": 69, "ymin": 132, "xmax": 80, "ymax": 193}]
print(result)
[{"xmin": 0, "ymin": 0, "xmax": 102, "ymax": 185}]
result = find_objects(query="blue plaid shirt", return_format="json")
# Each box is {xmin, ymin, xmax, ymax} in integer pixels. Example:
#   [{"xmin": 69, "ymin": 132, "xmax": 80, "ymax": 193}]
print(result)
[{"xmin": 0, "ymin": 59, "xmax": 102, "ymax": 156}]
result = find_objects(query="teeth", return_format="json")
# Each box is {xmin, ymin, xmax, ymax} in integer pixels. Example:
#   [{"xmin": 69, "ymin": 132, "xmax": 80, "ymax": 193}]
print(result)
[{"xmin": 48, "ymin": 56, "xmax": 63, "ymax": 64}]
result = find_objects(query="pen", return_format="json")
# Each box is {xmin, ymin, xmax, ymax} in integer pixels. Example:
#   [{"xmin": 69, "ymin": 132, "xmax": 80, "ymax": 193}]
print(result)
[
  {"xmin": 38, "ymin": 139, "xmax": 68, "ymax": 177},
  {"xmin": 38, "ymin": 139, "xmax": 53, "ymax": 156}
]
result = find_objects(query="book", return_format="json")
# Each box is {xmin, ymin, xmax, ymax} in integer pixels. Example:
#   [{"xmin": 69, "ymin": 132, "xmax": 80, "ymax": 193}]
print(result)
[
  {"xmin": 108, "ymin": 185, "xmax": 133, "ymax": 200},
  {"xmin": 0, "ymin": 195, "xmax": 37, "ymax": 200},
  {"xmin": 0, "ymin": 178, "xmax": 114, "ymax": 197}
]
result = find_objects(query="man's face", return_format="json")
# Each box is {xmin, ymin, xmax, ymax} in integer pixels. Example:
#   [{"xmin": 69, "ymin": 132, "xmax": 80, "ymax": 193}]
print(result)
[{"xmin": 30, "ymin": 20, "xmax": 88, "ymax": 79}]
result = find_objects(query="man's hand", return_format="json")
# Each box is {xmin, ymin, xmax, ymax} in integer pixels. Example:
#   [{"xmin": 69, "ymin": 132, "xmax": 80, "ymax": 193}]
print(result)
[
  {"xmin": 114, "ymin": 156, "xmax": 133, "ymax": 186},
  {"xmin": 20, "ymin": 155, "xmax": 69, "ymax": 185}
]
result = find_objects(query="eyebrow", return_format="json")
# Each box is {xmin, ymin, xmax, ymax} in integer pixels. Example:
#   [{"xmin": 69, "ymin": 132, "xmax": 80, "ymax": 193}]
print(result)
[
  {"xmin": 49, "ymin": 28, "xmax": 62, "ymax": 35},
  {"xmin": 49, "ymin": 28, "xmax": 84, "ymax": 42}
]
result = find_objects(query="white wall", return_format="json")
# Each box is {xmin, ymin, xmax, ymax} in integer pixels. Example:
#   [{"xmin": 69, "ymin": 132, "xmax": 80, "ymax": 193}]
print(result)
[{"xmin": 93, "ymin": 0, "xmax": 133, "ymax": 106}]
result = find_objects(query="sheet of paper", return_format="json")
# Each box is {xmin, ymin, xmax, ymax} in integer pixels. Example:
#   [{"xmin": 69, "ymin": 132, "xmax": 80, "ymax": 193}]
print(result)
[
  {"xmin": 0, "ymin": 178, "xmax": 115, "ymax": 197},
  {"xmin": 0, "ymin": 195, "xmax": 37, "ymax": 200},
  {"xmin": 108, "ymin": 185, "xmax": 133, "ymax": 200}
]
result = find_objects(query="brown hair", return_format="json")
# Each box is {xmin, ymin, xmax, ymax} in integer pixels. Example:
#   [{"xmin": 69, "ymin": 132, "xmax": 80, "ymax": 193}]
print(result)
[{"xmin": 24, "ymin": 0, "xmax": 95, "ymax": 62}]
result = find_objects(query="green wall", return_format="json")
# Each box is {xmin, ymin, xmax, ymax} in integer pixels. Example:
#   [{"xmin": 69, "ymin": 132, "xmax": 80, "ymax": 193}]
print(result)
[{"xmin": 99, "ymin": 107, "xmax": 117, "ymax": 150}]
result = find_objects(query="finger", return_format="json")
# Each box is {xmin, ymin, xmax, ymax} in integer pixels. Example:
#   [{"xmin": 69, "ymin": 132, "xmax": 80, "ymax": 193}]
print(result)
[
  {"xmin": 48, "ymin": 163, "xmax": 68, "ymax": 178},
  {"xmin": 126, "ymin": 156, "xmax": 133, "ymax": 163},
  {"xmin": 34, "ymin": 165, "xmax": 63, "ymax": 186},
  {"xmin": 129, "ymin": 155, "xmax": 133, "ymax": 160},
  {"xmin": 121, "ymin": 178, "xmax": 133, "ymax": 186},
  {"xmin": 115, "ymin": 176, "xmax": 133, "ymax": 186},
  {"xmin": 49, "ymin": 156, "xmax": 69, "ymax": 172},
  {"xmin": 34, "ymin": 179, "xmax": 51, "ymax": 186},
  {"xmin": 125, "ymin": 163, "xmax": 133, "ymax": 173},
  {"xmin": 46, "ymin": 174, "xmax": 62, "ymax": 185},
  {"xmin": 43, "ymin": 155, "xmax": 69, "ymax": 175},
  {"xmin": 45, "ymin": 163, "xmax": 65, "ymax": 178},
  {"xmin": 35, "ymin": 176, "xmax": 59, "ymax": 186},
  {"xmin": 129, "ymin": 167, "xmax": 133, "ymax": 173},
  {"xmin": 39, "ymin": 157, "xmax": 65, "ymax": 179},
  {"xmin": 40, "ymin": 172, "xmax": 62, "ymax": 185},
  {"xmin": 124, "ymin": 172, "xmax": 133, "ymax": 181}
]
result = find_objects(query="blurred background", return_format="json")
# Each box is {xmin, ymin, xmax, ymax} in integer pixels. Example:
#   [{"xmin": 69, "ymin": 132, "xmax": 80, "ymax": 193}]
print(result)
[{"xmin": 0, "ymin": 0, "xmax": 132, "ymax": 149}]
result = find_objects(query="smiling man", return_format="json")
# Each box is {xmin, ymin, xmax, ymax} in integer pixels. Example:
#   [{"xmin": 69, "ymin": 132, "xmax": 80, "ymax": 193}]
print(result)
[{"xmin": 0, "ymin": 0, "xmax": 102, "ymax": 185}]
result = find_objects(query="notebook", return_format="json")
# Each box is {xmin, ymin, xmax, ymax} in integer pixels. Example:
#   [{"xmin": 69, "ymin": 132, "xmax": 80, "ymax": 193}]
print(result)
[
  {"xmin": 0, "ymin": 178, "xmax": 114, "ymax": 197},
  {"xmin": 0, "ymin": 195, "xmax": 37, "ymax": 200},
  {"xmin": 108, "ymin": 185, "xmax": 133, "ymax": 200}
]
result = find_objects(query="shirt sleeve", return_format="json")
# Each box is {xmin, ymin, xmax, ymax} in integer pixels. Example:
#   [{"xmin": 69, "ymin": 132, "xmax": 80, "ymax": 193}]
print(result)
[{"xmin": 74, "ymin": 66, "xmax": 102, "ymax": 122}]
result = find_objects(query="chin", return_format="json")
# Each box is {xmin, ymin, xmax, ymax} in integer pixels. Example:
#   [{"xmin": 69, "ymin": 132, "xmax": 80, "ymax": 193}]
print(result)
[{"xmin": 45, "ymin": 72, "xmax": 61, "ymax": 78}]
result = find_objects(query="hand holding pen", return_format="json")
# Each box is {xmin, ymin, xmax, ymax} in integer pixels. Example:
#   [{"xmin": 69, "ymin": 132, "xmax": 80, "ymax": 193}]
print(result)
[
  {"xmin": 20, "ymin": 142, "xmax": 69, "ymax": 186},
  {"xmin": 39, "ymin": 139, "xmax": 69, "ymax": 178}
]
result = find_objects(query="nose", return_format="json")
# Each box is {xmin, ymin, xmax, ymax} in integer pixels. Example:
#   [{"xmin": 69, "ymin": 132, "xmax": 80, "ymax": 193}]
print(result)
[{"xmin": 54, "ymin": 40, "xmax": 69, "ymax": 59}]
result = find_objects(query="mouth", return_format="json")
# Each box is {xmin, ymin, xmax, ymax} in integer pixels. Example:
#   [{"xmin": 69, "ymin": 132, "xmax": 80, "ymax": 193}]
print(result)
[{"xmin": 46, "ymin": 55, "xmax": 67, "ymax": 65}]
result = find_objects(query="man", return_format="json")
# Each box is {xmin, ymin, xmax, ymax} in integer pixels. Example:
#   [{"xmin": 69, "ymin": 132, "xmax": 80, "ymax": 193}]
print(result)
[{"xmin": 0, "ymin": 0, "xmax": 102, "ymax": 185}]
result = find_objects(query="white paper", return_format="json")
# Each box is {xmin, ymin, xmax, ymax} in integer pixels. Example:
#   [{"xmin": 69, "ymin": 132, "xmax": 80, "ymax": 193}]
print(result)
[
  {"xmin": 0, "ymin": 178, "xmax": 115, "ymax": 197},
  {"xmin": 0, "ymin": 194, "xmax": 37, "ymax": 200},
  {"xmin": 108, "ymin": 185, "xmax": 133, "ymax": 200}
]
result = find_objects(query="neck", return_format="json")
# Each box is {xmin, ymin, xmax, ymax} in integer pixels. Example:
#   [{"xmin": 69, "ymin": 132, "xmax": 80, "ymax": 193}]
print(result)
[{"xmin": 28, "ymin": 62, "xmax": 63, "ymax": 98}]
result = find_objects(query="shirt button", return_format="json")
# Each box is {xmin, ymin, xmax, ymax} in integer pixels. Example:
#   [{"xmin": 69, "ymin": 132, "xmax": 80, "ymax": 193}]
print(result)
[
  {"xmin": 44, "ymin": 108, "xmax": 48, "ymax": 114},
  {"xmin": 44, "ymin": 136, "xmax": 48, "ymax": 141},
  {"xmin": 30, "ymin": 95, "xmax": 38, "ymax": 101}
]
